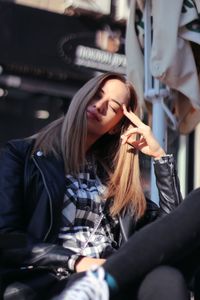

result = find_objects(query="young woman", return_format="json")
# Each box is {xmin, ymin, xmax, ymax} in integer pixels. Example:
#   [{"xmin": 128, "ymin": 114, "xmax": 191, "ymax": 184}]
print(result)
[{"xmin": 0, "ymin": 73, "xmax": 185, "ymax": 299}]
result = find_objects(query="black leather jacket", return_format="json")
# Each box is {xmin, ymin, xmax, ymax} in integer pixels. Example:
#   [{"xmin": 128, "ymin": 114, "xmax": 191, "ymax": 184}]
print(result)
[{"xmin": 0, "ymin": 138, "xmax": 182, "ymax": 274}]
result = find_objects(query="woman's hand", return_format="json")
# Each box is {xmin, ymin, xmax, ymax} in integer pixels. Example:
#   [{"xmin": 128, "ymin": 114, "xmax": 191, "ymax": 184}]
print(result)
[
  {"xmin": 121, "ymin": 105, "xmax": 166, "ymax": 159},
  {"xmin": 75, "ymin": 257, "xmax": 106, "ymax": 273}
]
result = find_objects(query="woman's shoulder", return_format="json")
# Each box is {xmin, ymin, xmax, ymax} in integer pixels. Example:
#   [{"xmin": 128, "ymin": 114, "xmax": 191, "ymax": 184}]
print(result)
[{"xmin": 1, "ymin": 137, "xmax": 35, "ymax": 159}]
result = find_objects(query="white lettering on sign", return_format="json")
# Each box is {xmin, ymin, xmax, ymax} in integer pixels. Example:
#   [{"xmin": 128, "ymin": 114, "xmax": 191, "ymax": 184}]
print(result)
[{"xmin": 75, "ymin": 45, "xmax": 126, "ymax": 73}]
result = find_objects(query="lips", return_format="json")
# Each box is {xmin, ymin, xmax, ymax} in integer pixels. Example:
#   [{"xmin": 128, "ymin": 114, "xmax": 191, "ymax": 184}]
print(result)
[{"xmin": 86, "ymin": 109, "xmax": 101, "ymax": 121}]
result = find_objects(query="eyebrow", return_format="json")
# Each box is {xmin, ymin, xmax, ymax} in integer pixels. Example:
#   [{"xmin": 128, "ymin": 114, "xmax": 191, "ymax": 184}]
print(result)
[{"xmin": 111, "ymin": 99, "xmax": 122, "ymax": 107}]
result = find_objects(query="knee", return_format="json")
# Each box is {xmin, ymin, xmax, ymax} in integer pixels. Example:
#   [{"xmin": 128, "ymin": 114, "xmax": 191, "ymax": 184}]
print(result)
[
  {"xmin": 148, "ymin": 265, "xmax": 185, "ymax": 285},
  {"xmin": 137, "ymin": 266, "xmax": 189, "ymax": 300}
]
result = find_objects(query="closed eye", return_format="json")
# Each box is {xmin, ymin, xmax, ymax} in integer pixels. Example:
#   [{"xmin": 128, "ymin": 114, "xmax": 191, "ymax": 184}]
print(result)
[
  {"xmin": 109, "ymin": 100, "xmax": 122, "ymax": 113},
  {"xmin": 109, "ymin": 104, "xmax": 118, "ymax": 113}
]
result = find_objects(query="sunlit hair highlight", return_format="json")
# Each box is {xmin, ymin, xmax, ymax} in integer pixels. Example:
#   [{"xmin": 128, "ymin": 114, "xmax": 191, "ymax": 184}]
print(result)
[{"xmin": 97, "ymin": 80, "xmax": 146, "ymax": 219}]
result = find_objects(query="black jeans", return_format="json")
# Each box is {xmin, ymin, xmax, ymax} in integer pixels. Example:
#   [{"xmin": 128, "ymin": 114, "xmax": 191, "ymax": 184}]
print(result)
[
  {"xmin": 136, "ymin": 266, "xmax": 189, "ymax": 300},
  {"xmin": 104, "ymin": 188, "xmax": 200, "ymax": 296},
  {"xmin": 48, "ymin": 265, "xmax": 189, "ymax": 300}
]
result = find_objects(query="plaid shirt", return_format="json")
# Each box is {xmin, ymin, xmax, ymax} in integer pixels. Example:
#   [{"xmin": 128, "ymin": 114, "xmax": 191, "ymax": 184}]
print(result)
[{"xmin": 58, "ymin": 162, "xmax": 119, "ymax": 272}]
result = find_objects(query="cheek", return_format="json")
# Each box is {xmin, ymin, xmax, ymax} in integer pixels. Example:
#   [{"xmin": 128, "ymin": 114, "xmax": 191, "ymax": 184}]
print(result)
[
  {"xmin": 114, "ymin": 111, "xmax": 124, "ymax": 123},
  {"xmin": 108, "ymin": 113, "xmax": 123, "ymax": 129}
]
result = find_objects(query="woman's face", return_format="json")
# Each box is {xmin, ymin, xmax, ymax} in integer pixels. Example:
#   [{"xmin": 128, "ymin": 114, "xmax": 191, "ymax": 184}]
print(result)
[{"xmin": 86, "ymin": 78, "xmax": 130, "ymax": 139}]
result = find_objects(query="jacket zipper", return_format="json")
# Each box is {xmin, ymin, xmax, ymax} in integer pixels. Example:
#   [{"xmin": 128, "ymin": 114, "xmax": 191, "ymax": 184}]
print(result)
[
  {"xmin": 169, "ymin": 160, "xmax": 181, "ymax": 205},
  {"xmin": 32, "ymin": 155, "xmax": 53, "ymax": 241}
]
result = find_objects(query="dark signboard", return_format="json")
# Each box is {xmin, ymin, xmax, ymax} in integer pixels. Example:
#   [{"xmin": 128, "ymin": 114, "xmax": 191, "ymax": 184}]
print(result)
[{"xmin": 0, "ymin": 2, "xmax": 126, "ymax": 81}]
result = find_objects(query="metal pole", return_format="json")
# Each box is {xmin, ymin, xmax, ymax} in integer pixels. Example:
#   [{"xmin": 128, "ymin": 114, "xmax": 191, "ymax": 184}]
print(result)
[
  {"xmin": 144, "ymin": 1, "xmax": 167, "ymax": 204},
  {"xmin": 150, "ymin": 88, "xmax": 167, "ymax": 204}
]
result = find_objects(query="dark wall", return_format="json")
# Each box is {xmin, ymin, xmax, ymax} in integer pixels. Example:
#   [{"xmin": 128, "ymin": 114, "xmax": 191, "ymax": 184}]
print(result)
[
  {"xmin": 0, "ymin": 1, "xmax": 127, "ymax": 146},
  {"xmin": 0, "ymin": 88, "xmax": 70, "ymax": 147}
]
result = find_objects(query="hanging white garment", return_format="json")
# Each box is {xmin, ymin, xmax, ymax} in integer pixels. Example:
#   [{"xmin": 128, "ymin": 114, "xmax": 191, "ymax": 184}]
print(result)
[{"xmin": 126, "ymin": 0, "xmax": 200, "ymax": 134}]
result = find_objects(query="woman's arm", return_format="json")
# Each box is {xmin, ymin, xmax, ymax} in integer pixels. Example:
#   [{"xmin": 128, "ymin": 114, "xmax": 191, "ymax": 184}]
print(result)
[
  {"xmin": 121, "ymin": 106, "xmax": 183, "ymax": 215},
  {"xmin": 0, "ymin": 141, "xmax": 77, "ymax": 271},
  {"xmin": 75, "ymin": 257, "xmax": 106, "ymax": 273},
  {"xmin": 0, "ymin": 141, "xmax": 26, "ymax": 234},
  {"xmin": 153, "ymin": 155, "xmax": 183, "ymax": 215}
]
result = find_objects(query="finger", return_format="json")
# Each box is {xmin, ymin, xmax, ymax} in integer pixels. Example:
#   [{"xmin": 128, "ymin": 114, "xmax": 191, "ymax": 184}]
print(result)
[
  {"xmin": 126, "ymin": 137, "xmax": 146, "ymax": 149},
  {"xmin": 122, "ymin": 128, "xmax": 138, "ymax": 137},
  {"xmin": 121, "ymin": 131, "xmax": 143, "ymax": 145},
  {"xmin": 123, "ymin": 127, "xmax": 144, "ymax": 137},
  {"xmin": 134, "ymin": 140, "xmax": 147, "ymax": 151},
  {"xmin": 121, "ymin": 135, "xmax": 129, "ymax": 145},
  {"xmin": 121, "ymin": 129, "xmax": 138, "ymax": 144},
  {"xmin": 121, "ymin": 133, "xmax": 136, "ymax": 145},
  {"xmin": 122, "ymin": 105, "xmax": 143, "ymax": 127}
]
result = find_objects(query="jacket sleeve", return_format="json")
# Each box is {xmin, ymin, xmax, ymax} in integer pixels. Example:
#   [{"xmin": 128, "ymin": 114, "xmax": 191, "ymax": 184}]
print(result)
[
  {"xmin": 153, "ymin": 154, "xmax": 183, "ymax": 216},
  {"xmin": 119, "ymin": 156, "xmax": 182, "ymax": 241},
  {"xmin": 0, "ymin": 141, "xmax": 76, "ymax": 271},
  {"xmin": 0, "ymin": 141, "xmax": 26, "ymax": 234}
]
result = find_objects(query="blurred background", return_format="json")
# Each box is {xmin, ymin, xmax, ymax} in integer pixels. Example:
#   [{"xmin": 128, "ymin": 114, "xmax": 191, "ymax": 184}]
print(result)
[{"xmin": 0, "ymin": 0, "xmax": 199, "ymax": 199}]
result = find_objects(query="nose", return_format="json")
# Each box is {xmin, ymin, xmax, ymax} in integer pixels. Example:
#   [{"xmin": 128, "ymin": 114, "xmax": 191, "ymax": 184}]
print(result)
[{"xmin": 93, "ymin": 98, "xmax": 108, "ymax": 115}]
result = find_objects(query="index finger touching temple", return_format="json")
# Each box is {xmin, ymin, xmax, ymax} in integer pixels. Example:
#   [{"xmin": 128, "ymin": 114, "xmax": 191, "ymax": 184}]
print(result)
[{"xmin": 122, "ymin": 104, "xmax": 143, "ymax": 127}]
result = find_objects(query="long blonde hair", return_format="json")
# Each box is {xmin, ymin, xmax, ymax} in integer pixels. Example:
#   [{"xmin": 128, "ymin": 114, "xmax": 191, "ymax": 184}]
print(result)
[{"xmin": 33, "ymin": 73, "xmax": 146, "ymax": 219}]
